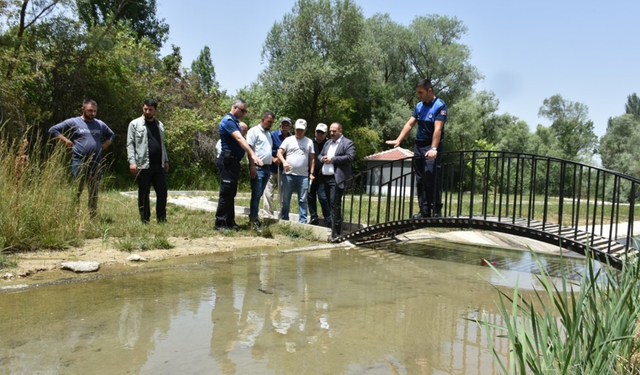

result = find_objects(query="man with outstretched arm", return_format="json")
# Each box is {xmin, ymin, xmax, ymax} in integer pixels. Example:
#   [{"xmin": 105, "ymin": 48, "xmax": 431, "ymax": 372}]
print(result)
[
  {"xmin": 214, "ymin": 99, "xmax": 263, "ymax": 231},
  {"xmin": 386, "ymin": 78, "xmax": 447, "ymax": 218}
]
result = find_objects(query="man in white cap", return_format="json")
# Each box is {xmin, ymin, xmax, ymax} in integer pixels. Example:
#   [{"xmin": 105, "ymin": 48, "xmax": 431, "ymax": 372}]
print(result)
[
  {"xmin": 277, "ymin": 118, "xmax": 315, "ymax": 223},
  {"xmin": 308, "ymin": 123, "xmax": 331, "ymax": 226}
]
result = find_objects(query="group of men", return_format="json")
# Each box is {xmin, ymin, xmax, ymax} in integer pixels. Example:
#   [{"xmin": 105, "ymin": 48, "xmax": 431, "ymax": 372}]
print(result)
[
  {"xmin": 49, "ymin": 78, "xmax": 447, "ymax": 240},
  {"xmin": 214, "ymin": 99, "xmax": 356, "ymax": 240}
]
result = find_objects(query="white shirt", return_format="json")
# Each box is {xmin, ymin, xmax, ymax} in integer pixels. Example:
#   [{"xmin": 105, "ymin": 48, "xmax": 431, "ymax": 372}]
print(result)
[
  {"xmin": 322, "ymin": 136, "xmax": 342, "ymax": 176},
  {"xmin": 246, "ymin": 124, "xmax": 273, "ymax": 165},
  {"xmin": 279, "ymin": 136, "xmax": 314, "ymax": 176}
]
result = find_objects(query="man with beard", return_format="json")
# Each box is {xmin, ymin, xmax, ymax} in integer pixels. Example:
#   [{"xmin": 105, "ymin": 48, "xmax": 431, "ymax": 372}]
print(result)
[
  {"xmin": 127, "ymin": 99, "xmax": 170, "ymax": 223},
  {"xmin": 49, "ymin": 99, "xmax": 115, "ymax": 218},
  {"xmin": 246, "ymin": 111, "xmax": 276, "ymax": 232}
]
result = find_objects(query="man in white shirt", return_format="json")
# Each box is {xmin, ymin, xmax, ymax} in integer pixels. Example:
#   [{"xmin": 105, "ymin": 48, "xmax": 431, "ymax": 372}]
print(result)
[
  {"xmin": 246, "ymin": 111, "xmax": 275, "ymax": 232},
  {"xmin": 277, "ymin": 119, "xmax": 315, "ymax": 223}
]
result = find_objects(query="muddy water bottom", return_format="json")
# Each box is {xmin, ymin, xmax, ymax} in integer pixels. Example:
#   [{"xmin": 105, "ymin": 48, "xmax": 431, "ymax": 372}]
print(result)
[{"xmin": 0, "ymin": 243, "xmax": 585, "ymax": 374}]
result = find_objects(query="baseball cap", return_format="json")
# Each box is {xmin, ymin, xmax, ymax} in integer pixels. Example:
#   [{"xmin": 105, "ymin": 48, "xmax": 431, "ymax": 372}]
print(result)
[
  {"xmin": 280, "ymin": 117, "xmax": 292, "ymax": 125},
  {"xmin": 294, "ymin": 119, "xmax": 307, "ymax": 130},
  {"xmin": 315, "ymin": 123, "xmax": 328, "ymax": 133}
]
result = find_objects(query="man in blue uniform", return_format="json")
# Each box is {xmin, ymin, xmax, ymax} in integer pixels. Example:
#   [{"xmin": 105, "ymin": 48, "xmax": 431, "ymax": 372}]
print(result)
[
  {"xmin": 49, "ymin": 99, "xmax": 115, "ymax": 217},
  {"xmin": 214, "ymin": 99, "xmax": 263, "ymax": 231},
  {"xmin": 386, "ymin": 78, "xmax": 447, "ymax": 218}
]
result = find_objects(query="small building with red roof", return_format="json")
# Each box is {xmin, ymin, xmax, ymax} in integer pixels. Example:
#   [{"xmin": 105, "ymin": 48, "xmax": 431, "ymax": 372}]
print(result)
[{"xmin": 364, "ymin": 147, "xmax": 415, "ymax": 196}]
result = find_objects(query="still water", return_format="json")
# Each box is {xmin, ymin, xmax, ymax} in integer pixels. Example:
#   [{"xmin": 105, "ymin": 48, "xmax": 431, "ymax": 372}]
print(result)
[{"xmin": 0, "ymin": 242, "xmax": 588, "ymax": 375}]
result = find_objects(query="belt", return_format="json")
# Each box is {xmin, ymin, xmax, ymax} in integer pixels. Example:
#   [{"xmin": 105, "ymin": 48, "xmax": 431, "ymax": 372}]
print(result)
[{"xmin": 415, "ymin": 140, "xmax": 432, "ymax": 147}]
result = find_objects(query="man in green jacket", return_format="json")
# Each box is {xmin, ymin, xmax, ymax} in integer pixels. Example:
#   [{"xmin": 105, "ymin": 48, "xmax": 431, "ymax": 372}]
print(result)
[{"xmin": 127, "ymin": 99, "xmax": 170, "ymax": 223}]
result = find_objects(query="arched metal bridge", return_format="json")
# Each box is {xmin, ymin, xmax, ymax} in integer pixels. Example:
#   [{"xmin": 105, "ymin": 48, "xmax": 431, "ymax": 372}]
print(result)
[{"xmin": 334, "ymin": 150, "xmax": 640, "ymax": 269}]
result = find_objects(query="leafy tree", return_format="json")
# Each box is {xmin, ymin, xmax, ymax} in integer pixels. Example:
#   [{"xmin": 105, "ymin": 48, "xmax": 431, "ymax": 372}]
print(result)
[
  {"xmin": 528, "ymin": 125, "xmax": 562, "ymax": 159},
  {"xmin": 494, "ymin": 114, "xmax": 531, "ymax": 153},
  {"xmin": 600, "ymin": 113, "xmax": 640, "ymax": 176},
  {"xmin": 76, "ymin": 0, "xmax": 168, "ymax": 48},
  {"xmin": 364, "ymin": 13, "xmax": 410, "ymax": 87},
  {"xmin": 402, "ymin": 15, "xmax": 481, "ymax": 106},
  {"xmin": 369, "ymin": 95, "xmax": 412, "ymax": 146},
  {"xmin": 538, "ymin": 94, "xmax": 597, "ymax": 161},
  {"xmin": 625, "ymin": 93, "xmax": 640, "ymax": 122},
  {"xmin": 260, "ymin": 0, "xmax": 373, "ymax": 127},
  {"xmin": 445, "ymin": 91, "xmax": 499, "ymax": 151},
  {"xmin": 190, "ymin": 45, "xmax": 218, "ymax": 96}
]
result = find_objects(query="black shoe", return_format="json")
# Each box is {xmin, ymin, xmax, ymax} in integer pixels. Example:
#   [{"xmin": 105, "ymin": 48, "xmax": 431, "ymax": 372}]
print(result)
[
  {"xmin": 214, "ymin": 225, "xmax": 231, "ymax": 232},
  {"xmin": 412, "ymin": 212, "xmax": 431, "ymax": 219},
  {"xmin": 432, "ymin": 212, "xmax": 442, "ymax": 218},
  {"xmin": 310, "ymin": 218, "xmax": 319, "ymax": 225},
  {"xmin": 231, "ymin": 222, "xmax": 241, "ymax": 231}
]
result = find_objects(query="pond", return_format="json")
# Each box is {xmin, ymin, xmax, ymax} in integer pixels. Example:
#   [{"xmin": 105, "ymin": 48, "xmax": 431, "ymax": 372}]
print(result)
[{"xmin": 0, "ymin": 241, "xmax": 589, "ymax": 375}]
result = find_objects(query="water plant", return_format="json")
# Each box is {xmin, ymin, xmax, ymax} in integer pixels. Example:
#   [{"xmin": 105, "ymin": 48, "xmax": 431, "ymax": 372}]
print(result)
[{"xmin": 477, "ymin": 250, "xmax": 640, "ymax": 374}]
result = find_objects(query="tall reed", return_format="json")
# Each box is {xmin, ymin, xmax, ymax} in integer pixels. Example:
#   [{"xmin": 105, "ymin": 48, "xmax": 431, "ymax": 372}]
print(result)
[
  {"xmin": 478, "ymin": 251, "xmax": 640, "ymax": 374},
  {"xmin": 0, "ymin": 129, "xmax": 89, "ymax": 252}
]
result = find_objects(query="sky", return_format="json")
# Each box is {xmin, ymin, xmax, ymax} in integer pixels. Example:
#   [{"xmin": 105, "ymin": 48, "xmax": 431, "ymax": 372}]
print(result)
[{"xmin": 157, "ymin": 0, "xmax": 640, "ymax": 137}]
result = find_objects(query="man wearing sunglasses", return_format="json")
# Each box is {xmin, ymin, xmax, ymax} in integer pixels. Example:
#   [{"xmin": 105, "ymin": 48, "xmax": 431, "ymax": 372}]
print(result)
[{"xmin": 214, "ymin": 99, "xmax": 263, "ymax": 231}]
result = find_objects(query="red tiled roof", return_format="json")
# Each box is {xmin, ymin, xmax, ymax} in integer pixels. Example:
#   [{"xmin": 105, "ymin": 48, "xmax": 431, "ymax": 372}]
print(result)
[{"xmin": 364, "ymin": 147, "xmax": 413, "ymax": 161}]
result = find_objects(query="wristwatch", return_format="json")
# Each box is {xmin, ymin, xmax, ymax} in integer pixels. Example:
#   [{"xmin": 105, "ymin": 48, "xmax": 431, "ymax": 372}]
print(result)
[{"xmin": 430, "ymin": 147, "xmax": 438, "ymax": 151}]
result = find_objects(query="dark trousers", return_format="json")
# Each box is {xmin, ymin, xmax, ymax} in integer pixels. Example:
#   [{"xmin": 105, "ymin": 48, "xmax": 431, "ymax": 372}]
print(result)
[
  {"xmin": 413, "ymin": 143, "xmax": 443, "ymax": 216},
  {"xmin": 215, "ymin": 155, "xmax": 241, "ymax": 228},
  {"xmin": 137, "ymin": 164, "xmax": 168, "ymax": 222},
  {"xmin": 324, "ymin": 176, "xmax": 344, "ymax": 238},
  {"xmin": 71, "ymin": 156, "xmax": 101, "ymax": 217},
  {"xmin": 308, "ymin": 177, "xmax": 331, "ymax": 224}
]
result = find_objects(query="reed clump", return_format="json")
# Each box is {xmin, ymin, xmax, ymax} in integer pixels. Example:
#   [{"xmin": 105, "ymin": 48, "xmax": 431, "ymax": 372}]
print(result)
[
  {"xmin": 478, "ymin": 250, "xmax": 640, "ymax": 374},
  {"xmin": 0, "ymin": 130, "xmax": 89, "ymax": 256}
]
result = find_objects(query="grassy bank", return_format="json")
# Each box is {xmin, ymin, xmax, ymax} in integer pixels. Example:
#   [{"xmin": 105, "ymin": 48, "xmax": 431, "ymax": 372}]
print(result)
[{"xmin": 0, "ymin": 133, "xmax": 319, "ymax": 268}]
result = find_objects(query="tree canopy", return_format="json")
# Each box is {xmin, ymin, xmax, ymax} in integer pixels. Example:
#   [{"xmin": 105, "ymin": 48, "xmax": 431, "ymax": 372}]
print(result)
[
  {"xmin": 76, "ymin": 0, "xmax": 168, "ymax": 48},
  {"xmin": 1, "ymin": 0, "xmax": 637, "ymax": 189}
]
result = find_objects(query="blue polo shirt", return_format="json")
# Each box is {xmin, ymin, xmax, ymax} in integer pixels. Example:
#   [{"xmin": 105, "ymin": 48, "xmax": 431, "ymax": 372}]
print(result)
[
  {"xmin": 412, "ymin": 97, "xmax": 447, "ymax": 142},
  {"xmin": 270, "ymin": 129, "xmax": 291, "ymax": 173},
  {"xmin": 49, "ymin": 116, "xmax": 115, "ymax": 160},
  {"xmin": 219, "ymin": 113, "xmax": 245, "ymax": 158}
]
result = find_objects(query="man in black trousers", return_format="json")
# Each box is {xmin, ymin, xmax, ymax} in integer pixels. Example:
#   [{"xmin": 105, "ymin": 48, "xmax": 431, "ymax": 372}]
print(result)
[{"xmin": 126, "ymin": 99, "xmax": 169, "ymax": 223}]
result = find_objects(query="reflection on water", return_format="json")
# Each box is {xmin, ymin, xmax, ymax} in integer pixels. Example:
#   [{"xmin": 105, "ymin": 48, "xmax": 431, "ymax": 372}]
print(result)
[{"xmin": 0, "ymin": 243, "xmax": 587, "ymax": 375}]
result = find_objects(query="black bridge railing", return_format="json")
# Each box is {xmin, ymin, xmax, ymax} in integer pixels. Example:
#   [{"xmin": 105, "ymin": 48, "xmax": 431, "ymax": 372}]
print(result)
[{"xmin": 338, "ymin": 150, "xmax": 640, "ymax": 269}]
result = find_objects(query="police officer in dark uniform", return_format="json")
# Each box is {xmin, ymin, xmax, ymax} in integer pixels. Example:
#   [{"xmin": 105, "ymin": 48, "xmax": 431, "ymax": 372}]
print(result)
[
  {"xmin": 214, "ymin": 99, "xmax": 263, "ymax": 231},
  {"xmin": 386, "ymin": 78, "xmax": 448, "ymax": 218}
]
